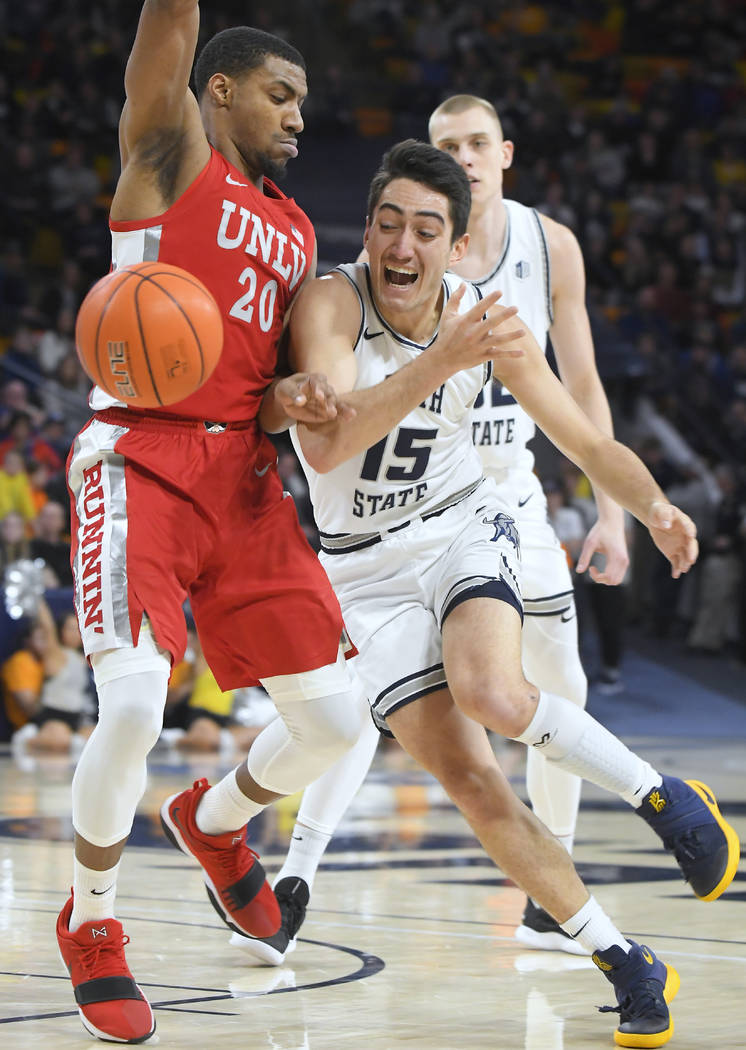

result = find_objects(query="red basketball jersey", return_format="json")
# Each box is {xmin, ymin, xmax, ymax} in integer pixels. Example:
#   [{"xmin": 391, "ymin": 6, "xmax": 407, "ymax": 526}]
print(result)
[{"xmin": 99, "ymin": 148, "xmax": 315, "ymax": 422}]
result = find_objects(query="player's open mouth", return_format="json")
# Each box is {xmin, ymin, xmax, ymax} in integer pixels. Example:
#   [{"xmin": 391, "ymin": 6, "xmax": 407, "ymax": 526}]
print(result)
[{"xmin": 384, "ymin": 266, "xmax": 418, "ymax": 286}]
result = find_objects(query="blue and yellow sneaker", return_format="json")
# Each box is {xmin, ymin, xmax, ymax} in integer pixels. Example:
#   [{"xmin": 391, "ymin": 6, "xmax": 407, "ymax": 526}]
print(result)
[
  {"xmin": 637, "ymin": 776, "xmax": 740, "ymax": 901},
  {"xmin": 593, "ymin": 940, "xmax": 680, "ymax": 1048}
]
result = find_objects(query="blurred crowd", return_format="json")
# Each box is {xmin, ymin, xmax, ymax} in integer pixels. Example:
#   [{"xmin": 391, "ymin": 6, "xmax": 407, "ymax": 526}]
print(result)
[{"xmin": 1, "ymin": 0, "xmax": 745, "ymax": 734}]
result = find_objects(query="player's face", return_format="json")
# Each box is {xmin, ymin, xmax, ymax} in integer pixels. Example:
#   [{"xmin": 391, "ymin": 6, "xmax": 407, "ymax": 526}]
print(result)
[
  {"xmin": 231, "ymin": 56, "xmax": 307, "ymax": 182},
  {"xmin": 429, "ymin": 107, "xmax": 513, "ymax": 209},
  {"xmin": 363, "ymin": 177, "xmax": 467, "ymax": 328}
]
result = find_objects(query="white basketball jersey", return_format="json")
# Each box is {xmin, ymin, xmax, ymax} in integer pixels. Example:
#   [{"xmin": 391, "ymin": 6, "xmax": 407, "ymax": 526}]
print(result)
[
  {"xmin": 468, "ymin": 199, "xmax": 553, "ymax": 476},
  {"xmin": 291, "ymin": 263, "xmax": 491, "ymax": 536}
]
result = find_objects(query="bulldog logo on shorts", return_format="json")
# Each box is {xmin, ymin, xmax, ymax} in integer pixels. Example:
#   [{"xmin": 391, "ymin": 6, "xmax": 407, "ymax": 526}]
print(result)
[{"xmin": 482, "ymin": 512, "xmax": 520, "ymax": 553}]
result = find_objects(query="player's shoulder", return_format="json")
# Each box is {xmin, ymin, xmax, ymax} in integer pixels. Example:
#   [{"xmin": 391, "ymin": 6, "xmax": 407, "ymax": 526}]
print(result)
[
  {"xmin": 292, "ymin": 265, "xmax": 362, "ymax": 327},
  {"xmin": 528, "ymin": 206, "xmax": 581, "ymax": 259}
]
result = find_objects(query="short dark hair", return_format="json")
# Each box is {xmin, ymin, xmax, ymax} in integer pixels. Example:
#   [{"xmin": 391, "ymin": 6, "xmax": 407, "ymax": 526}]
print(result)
[
  {"xmin": 193, "ymin": 27, "xmax": 306, "ymax": 100},
  {"xmin": 366, "ymin": 139, "xmax": 471, "ymax": 242}
]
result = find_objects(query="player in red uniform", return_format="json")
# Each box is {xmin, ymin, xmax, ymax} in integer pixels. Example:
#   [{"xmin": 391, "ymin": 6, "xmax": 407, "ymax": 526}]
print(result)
[{"xmin": 57, "ymin": 6, "xmax": 375, "ymax": 1043}]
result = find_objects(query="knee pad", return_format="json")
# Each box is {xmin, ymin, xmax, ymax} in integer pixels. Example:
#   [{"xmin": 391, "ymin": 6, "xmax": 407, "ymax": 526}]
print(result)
[
  {"xmin": 247, "ymin": 688, "xmax": 368, "ymax": 796},
  {"xmin": 73, "ymin": 665, "xmax": 170, "ymax": 847},
  {"xmin": 94, "ymin": 672, "xmax": 170, "ymax": 754}
]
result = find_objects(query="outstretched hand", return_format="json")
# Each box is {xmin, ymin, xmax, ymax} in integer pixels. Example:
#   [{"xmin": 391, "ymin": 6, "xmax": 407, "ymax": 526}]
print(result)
[
  {"xmin": 434, "ymin": 286, "xmax": 526, "ymax": 371},
  {"xmin": 274, "ymin": 373, "xmax": 356, "ymax": 425},
  {"xmin": 646, "ymin": 500, "xmax": 699, "ymax": 578}
]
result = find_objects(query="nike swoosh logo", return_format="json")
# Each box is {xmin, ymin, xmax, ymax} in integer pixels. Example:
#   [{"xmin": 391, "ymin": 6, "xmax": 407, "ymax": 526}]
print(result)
[
  {"xmin": 255, "ymin": 463, "xmax": 271, "ymax": 477},
  {"xmin": 642, "ymin": 947, "xmax": 654, "ymax": 964},
  {"xmin": 572, "ymin": 918, "xmax": 590, "ymax": 938},
  {"xmin": 517, "ymin": 494, "xmax": 533, "ymax": 508},
  {"xmin": 91, "ymin": 886, "xmax": 113, "ymax": 895},
  {"xmin": 560, "ymin": 611, "xmax": 576, "ymax": 623},
  {"xmin": 171, "ymin": 805, "xmax": 184, "ymax": 835},
  {"xmin": 226, "ymin": 173, "xmax": 249, "ymax": 187},
  {"xmin": 363, "ymin": 327, "xmax": 384, "ymax": 340}
]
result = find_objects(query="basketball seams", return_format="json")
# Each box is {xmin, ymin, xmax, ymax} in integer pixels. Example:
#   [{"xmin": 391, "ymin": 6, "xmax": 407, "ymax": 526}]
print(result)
[
  {"xmin": 132, "ymin": 279, "xmax": 166, "ymax": 406},
  {"xmin": 134, "ymin": 271, "xmax": 208, "ymax": 389}
]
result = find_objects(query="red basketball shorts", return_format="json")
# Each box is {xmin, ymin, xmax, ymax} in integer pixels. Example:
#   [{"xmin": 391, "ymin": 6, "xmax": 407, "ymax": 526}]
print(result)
[{"xmin": 67, "ymin": 411, "xmax": 350, "ymax": 688}]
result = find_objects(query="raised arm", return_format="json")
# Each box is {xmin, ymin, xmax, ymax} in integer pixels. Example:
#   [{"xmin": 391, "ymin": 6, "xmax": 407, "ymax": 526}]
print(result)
[
  {"xmin": 544, "ymin": 216, "xmax": 628, "ymax": 584},
  {"xmin": 290, "ymin": 277, "xmax": 523, "ymax": 472},
  {"xmin": 114, "ymin": 1, "xmax": 209, "ymax": 218},
  {"xmin": 493, "ymin": 331, "xmax": 698, "ymax": 577}
]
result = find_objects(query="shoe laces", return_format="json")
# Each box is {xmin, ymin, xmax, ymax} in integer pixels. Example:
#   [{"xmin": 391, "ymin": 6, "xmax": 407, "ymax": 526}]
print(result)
[
  {"xmin": 599, "ymin": 979, "xmax": 665, "ymax": 1023},
  {"xmin": 665, "ymin": 828, "xmax": 702, "ymax": 867},
  {"xmin": 78, "ymin": 932, "xmax": 130, "ymax": 977},
  {"xmin": 211, "ymin": 838, "xmax": 260, "ymax": 883}
]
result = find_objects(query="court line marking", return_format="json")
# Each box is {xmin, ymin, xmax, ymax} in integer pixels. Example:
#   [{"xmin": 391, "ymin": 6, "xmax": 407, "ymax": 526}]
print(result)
[{"xmin": 0, "ymin": 937, "xmax": 384, "ymax": 1027}]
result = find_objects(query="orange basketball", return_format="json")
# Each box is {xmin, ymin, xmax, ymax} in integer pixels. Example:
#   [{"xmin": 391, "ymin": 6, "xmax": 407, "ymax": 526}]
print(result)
[{"xmin": 75, "ymin": 262, "xmax": 223, "ymax": 409}]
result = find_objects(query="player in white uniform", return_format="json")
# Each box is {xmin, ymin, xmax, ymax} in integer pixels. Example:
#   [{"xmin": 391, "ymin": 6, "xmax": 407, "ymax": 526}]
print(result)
[
  {"xmin": 230, "ymin": 96, "xmax": 629, "ymax": 962},
  {"xmin": 231, "ymin": 139, "xmax": 738, "ymax": 1048}
]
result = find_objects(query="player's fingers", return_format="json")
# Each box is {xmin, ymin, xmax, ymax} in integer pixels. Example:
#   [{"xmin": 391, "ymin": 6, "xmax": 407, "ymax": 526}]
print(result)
[
  {"xmin": 602, "ymin": 553, "xmax": 629, "ymax": 586},
  {"xmin": 337, "ymin": 399, "xmax": 357, "ymax": 421},
  {"xmin": 487, "ymin": 327, "xmax": 525, "ymax": 346},
  {"xmin": 483, "ymin": 301, "xmax": 518, "ymax": 324},
  {"xmin": 478, "ymin": 288, "xmax": 504, "ymax": 311},
  {"xmin": 443, "ymin": 284, "xmax": 467, "ymax": 314},
  {"xmin": 575, "ymin": 540, "xmax": 593, "ymax": 575}
]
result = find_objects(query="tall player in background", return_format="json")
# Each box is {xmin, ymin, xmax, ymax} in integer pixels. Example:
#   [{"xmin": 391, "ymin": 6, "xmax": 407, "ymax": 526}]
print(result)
[{"xmin": 57, "ymin": 3, "xmax": 379, "ymax": 1043}]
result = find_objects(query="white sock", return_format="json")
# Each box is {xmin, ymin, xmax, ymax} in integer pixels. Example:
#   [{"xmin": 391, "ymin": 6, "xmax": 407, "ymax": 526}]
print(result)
[
  {"xmin": 275, "ymin": 822, "xmax": 332, "ymax": 892},
  {"xmin": 195, "ymin": 766, "xmax": 266, "ymax": 835},
  {"xmin": 515, "ymin": 691, "xmax": 662, "ymax": 806},
  {"xmin": 70, "ymin": 859, "xmax": 121, "ymax": 931},
  {"xmin": 560, "ymin": 895, "xmax": 629, "ymax": 955}
]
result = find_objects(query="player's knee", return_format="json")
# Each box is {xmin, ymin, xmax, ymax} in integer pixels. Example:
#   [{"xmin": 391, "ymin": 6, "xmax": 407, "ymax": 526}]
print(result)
[
  {"xmin": 440, "ymin": 760, "xmax": 514, "ymax": 823},
  {"xmin": 96, "ymin": 684, "xmax": 166, "ymax": 756},
  {"xmin": 455, "ymin": 678, "xmax": 533, "ymax": 737},
  {"xmin": 299, "ymin": 691, "xmax": 367, "ymax": 763}
]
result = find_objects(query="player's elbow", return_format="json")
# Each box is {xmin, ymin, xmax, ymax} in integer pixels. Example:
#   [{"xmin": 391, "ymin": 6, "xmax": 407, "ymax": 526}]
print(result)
[{"xmin": 297, "ymin": 432, "xmax": 341, "ymax": 474}]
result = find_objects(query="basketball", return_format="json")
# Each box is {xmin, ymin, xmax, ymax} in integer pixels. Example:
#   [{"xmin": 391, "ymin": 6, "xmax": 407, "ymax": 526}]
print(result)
[{"xmin": 75, "ymin": 262, "xmax": 223, "ymax": 409}]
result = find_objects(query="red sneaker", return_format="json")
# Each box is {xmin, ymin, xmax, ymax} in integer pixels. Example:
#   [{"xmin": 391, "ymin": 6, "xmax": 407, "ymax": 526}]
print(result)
[
  {"xmin": 56, "ymin": 894, "xmax": 155, "ymax": 1043},
  {"xmin": 160, "ymin": 778, "xmax": 280, "ymax": 938}
]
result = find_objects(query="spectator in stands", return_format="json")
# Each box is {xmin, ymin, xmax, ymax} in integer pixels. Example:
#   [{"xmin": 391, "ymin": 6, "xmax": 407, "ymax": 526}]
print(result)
[
  {"xmin": 40, "ymin": 354, "xmax": 92, "ymax": 439},
  {"xmin": 0, "ymin": 329, "xmax": 45, "ymax": 400},
  {"xmin": 0, "ymin": 616, "xmax": 45, "ymax": 740},
  {"xmin": 12, "ymin": 597, "xmax": 94, "ymax": 754},
  {"xmin": 0, "ymin": 452, "xmax": 36, "ymax": 523},
  {"xmin": 30, "ymin": 500, "xmax": 72, "ymax": 588},
  {"xmin": 0, "ymin": 509, "xmax": 32, "ymax": 574},
  {"xmin": 0, "ymin": 380, "xmax": 43, "ymax": 433},
  {"xmin": 163, "ymin": 625, "xmax": 275, "ymax": 756},
  {"xmin": 0, "ymin": 411, "xmax": 63, "ymax": 474},
  {"xmin": 48, "ymin": 141, "xmax": 100, "ymax": 218}
]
